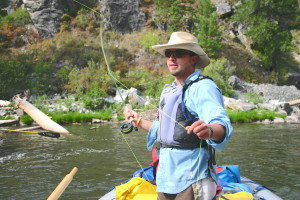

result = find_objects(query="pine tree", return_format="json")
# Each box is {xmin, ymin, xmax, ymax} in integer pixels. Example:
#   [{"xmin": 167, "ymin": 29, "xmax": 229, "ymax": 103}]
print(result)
[
  {"xmin": 153, "ymin": 0, "xmax": 196, "ymax": 31},
  {"xmin": 0, "ymin": 0, "xmax": 8, "ymax": 17},
  {"xmin": 193, "ymin": 0, "xmax": 223, "ymax": 57},
  {"xmin": 234, "ymin": 0, "xmax": 300, "ymax": 70}
]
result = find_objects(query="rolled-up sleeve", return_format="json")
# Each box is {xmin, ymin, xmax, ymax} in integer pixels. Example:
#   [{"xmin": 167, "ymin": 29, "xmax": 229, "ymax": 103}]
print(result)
[
  {"xmin": 207, "ymin": 118, "xmax": 232, "ymax": 152},
  {"xmin": 185, "ymin": 79, "xmax": 233, "ymax": 152}
]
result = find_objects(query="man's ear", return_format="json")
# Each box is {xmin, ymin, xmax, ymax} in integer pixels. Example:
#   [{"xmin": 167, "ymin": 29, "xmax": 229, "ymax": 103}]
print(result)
[{"xmin": 191, "ymin": 55, "xmax": 200, "ymax": 67}]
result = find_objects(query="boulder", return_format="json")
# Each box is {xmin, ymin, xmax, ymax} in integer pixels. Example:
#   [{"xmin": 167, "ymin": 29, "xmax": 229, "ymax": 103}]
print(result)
[
  {"xmin": 228, "ymin": 75, "xmax": 247, "ymax": 92},
  {"xmin": 273, "ymin": 117, "xmax": 285, "ymax": 124},
  {"xmin": 226, "ymin": 101, "xmax": 257, "ymax": 111},
  {"xmin": 216, "ymin": 0, "xmax": 232, "ymax": 18},
  {"xmin": 23, "ymin": 0, "xmax": 65, "ymax": 38},
  {"xmin": 127, "ymin": 88, "xmax": 148, "ymax": 106},
  {"xmin": 114, "ymin": 89, "xmax": 130, "ymax": 104},
  {"xmin": 285, "ymin": 116, "xmax": 300, "ymax": 124},
  {"xmin": 249, "ymin": 84, "xmax": 300, "ymax": 103},
  {"xmin": 99, "ymin": 0, "xmax": 146, "ymax": 34},
  {"xmin": 228, "ymin": 76, "xmax": 300, "ymax": 102}
]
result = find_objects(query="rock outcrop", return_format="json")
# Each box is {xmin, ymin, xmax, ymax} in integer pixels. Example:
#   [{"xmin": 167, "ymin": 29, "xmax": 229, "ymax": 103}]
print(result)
[
  {"xmin": 98, "ymin": 0, "xmax": 146, "ymax": 34},
  {"xmin": 229, "ymin": 75, "xmax": 300, "ymax": 102},
  {"xmin": 5, "ymin": 0, "xmax": 146, "ymax": 37},
  {"xmin": 22, "ymin": 0, "xmax": 69, "ymax": 38}
]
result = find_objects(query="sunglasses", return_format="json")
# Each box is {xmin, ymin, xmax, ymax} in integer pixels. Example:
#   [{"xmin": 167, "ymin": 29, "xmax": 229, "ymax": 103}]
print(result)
[{"xmin": 164, "ymin": 49, "xmax": 196, "ymax": 58}]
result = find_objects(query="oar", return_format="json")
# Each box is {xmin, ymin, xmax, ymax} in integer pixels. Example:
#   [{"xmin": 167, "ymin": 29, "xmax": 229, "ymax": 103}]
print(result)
[
  {"xmin": 0, "ymin": 128, "xmax": 60, "ymax": 138},
  {"xmin": 47, "ymin": 167, "xmax": 78, "ymax": 200}
]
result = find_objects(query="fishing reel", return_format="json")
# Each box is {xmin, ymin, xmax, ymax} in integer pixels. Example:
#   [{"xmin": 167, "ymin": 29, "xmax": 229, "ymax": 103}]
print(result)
[{"xmin": 120, "ymin": 121, "xmax": 138, "ymax": 134}]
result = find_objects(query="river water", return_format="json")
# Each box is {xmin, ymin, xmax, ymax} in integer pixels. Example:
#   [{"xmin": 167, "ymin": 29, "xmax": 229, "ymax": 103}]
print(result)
[{"xmin": 0, "ymin": 123, "xmax": 299, "ymax": 200}]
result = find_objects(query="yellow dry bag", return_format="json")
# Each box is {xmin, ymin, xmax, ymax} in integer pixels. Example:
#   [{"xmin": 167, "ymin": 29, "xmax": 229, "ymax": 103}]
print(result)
[
  {"xmin": 219, "ymin": 191, "xmax": 254, "ymax": 200},
  {"xmin": 116, "ymin": 177, "xmax": 158, "ymax": 200}
]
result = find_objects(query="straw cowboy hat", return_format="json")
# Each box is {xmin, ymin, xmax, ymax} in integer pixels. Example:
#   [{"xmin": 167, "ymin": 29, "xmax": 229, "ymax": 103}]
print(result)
[{"xmin": 152, "ymin": 32, "xmax": 210, "ymax": 68}]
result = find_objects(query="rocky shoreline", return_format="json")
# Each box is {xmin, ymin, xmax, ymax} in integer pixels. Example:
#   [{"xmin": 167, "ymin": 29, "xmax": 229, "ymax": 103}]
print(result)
[{"xmin": 1, "ymin": 76, "xmax": 300, "ymax": 127}]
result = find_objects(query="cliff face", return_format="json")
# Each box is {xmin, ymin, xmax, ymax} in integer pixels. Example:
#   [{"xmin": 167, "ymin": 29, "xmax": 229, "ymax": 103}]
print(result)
[
  {"xmin": 6, "ymin": 0, "xmax": 147, "ymax": 37},
  {"xmin": 23, "ymin": 0, "xmax": 66, "ymax": 38},
  {"xmin": 4, "ymin": 0, "xmax": 249, "ymax": 49},
  {"xmin": 99, "ymin": 0, "xmax": 147, "ymax": 34},
  {"xmin": 5, "ymin": 0, "xmax": 68, "ymax": 38}
]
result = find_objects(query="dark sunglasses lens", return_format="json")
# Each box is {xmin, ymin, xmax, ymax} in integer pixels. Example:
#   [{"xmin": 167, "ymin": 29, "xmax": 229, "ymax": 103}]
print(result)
[
  {"xmin": 165, "ymin": 50, "xmax": 186, "ymax": 58},
  {"xmin": 165, "ymin": 50, "xmax": 172, "ymax": 58}
]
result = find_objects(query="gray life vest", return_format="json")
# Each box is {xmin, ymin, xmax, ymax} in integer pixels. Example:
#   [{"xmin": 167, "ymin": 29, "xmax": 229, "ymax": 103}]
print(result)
[{"xmin": 157, "ymin": 75, "xmax": 212, "ymax": 149}]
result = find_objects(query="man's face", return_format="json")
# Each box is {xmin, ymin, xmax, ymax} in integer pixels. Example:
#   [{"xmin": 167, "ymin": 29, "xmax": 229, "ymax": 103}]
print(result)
[{"xmin": 165, "ymin": 49, "xmax": 198, "ymax": 78}]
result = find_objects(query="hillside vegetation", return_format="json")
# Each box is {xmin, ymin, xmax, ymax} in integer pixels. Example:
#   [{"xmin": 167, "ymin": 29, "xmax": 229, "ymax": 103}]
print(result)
[{"xmin": 0, "ymin": 0, "xmax": 299, "ymax": 107}]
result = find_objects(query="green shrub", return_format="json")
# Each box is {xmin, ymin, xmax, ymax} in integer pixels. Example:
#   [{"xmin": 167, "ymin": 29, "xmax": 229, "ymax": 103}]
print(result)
[
  {"xmin": 31, "ymin": 61, "xmax": 55, "ymax": 94},
  {"xmin": 0, "ymin": 8, "xmax": 33, "ymax": 48},
  {"xmin": 153, "ymin": 0, "xmax": 196, "ymax": 31},
  {"xmin": 20, "ymin": 115, "xmax": 34, "ymax": 125},
  {"xmin": 123, "ymin": 66, "xmax": 173, "ymax": 98},
  {"xmin": 92, "ymin": 110, "xmax": 112, "ymax": 120},
  {"xmin": 49, "ymin": 110, "xmax": 112, "ymax": 123},
  {"xmin": 65, "ymin": 60, "xmax": 116, "ymax": 98},
  {"xmin": 0, "ymin": 55, "xmax": 33, "ymax": 99},
  {"xmin": 139, "ymin": 31, "xmax": 161, "ymax": 52},
  {"xmin": 0, "ymin": 8, "xmax": 32, "ymax": 27},
  {"xmin": 72, "ymin": 8, "xmax": 100, "ymax": 32},
  {"xmin": 32, "ymin": 95, "xmax": 50, "ymax": 111},
  {"xmin": 60, "ymin": 13, "xmax": 73, "ymax": 32},
  {"xmin": 31, "ymin": 32, "xmax": 101, "ymax": 68},
  {"xmin": 82, "ymin": 95, "xmax": 111, "ymax": 111},
  {"xmin": 202, "ymin": 57, "xmax": 234, "ymax": 97},
  {"xmin": 244, "ymin": 92, "xmax": 263, "ymax": 105},
  {"xmin": 233, "ymin": 0, "xmax": 297, "ymax": 71},
  {"xmin": 0, "ymin": 116, "xmax": 14, "ymax": 120}
]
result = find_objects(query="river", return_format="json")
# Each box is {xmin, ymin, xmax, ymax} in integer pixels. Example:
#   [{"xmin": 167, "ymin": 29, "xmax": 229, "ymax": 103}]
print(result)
[{"xmin": 0, "ymin": 123, "xmax": 299, "ymax": 200}]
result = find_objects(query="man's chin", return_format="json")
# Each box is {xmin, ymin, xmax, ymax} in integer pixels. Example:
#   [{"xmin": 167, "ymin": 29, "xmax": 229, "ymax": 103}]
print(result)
[
  {"xmin": 169, "ymin": 69, "xmax": 179, "ymax": 76},
  {"xmin": 170, "ymin": 71, "xmax": 181, "ymax": 77}
]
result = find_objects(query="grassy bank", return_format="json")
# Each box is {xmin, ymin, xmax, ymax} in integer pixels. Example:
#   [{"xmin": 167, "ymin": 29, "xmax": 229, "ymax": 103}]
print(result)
[
  {"xmin": 226, "ymin": 108, "xmax": 286, "ymax": 123},
  {"xmin": 20, "ymin": 110, "xmax": 114, "ymax": 125},
  {"xmin": 19, "ymin": 108, "xmax": 286, "ymax": 125}
]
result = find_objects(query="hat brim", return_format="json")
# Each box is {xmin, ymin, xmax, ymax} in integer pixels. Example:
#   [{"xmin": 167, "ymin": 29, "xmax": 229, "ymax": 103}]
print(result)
[{"xmin": 152, "ymin": 43, "xmax": 210, "ymax": 68}]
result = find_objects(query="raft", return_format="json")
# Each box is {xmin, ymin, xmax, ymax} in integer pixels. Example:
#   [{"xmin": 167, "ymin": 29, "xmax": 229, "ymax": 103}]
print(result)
[{"xmin": 99, "ymin": 165, "xmax": 283, "ymax": 200}]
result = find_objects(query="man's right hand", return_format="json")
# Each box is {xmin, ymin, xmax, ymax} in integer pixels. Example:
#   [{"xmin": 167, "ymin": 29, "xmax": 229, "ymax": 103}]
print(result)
[{"xmin": 123, "ymin": 104, "xmax": 139, "ymax": 122}]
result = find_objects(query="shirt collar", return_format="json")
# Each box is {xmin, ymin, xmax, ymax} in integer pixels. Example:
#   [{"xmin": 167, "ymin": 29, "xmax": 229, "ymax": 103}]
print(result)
[
  {"xmin": 171, "ymin": 70, "xmax": 202, "ymax": 86},
  {"xmin": 187, "ymin": 70, "xmax": 201, "ymax": 81}
]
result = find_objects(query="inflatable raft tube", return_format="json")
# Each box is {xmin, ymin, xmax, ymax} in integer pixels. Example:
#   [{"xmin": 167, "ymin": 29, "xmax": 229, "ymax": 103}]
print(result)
[
  {"xmin": 99, "ymin": 176, "xmax": 283, "ymax": 200},
  {"xmin": 241, "ymin": 176, "xmax": 283, "ymax": 200},
  {"xmin": 99, "ymin": 188, "xmax": 115, "ymax": 200}
]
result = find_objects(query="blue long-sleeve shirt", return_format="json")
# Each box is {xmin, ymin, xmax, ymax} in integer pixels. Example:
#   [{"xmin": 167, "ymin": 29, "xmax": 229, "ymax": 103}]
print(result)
[{"xmin": 146, "ymin": 70, "xmax": 233, "ymax": 194}]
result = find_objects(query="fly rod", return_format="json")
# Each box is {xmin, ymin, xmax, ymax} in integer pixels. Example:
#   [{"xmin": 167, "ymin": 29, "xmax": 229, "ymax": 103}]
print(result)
[{"xmin": 0, "ymin": 128, "xmax": 60, "ymax": 138}]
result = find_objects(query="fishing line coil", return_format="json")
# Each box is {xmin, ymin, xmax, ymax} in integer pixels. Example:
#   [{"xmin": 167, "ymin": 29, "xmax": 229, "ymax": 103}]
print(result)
[{"xmin": 120, "ymin": 121, "xmax": 138, "ymax": 134}]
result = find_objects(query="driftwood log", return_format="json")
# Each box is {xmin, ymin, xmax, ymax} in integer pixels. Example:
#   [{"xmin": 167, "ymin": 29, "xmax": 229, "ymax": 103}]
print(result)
[
  {"xmin": 13, "ymin": 95, "xmax": 70, "ymax": 135},
  {"xmin": 288, "ymin": 99, "xmax": 300, "ymax": 106}
]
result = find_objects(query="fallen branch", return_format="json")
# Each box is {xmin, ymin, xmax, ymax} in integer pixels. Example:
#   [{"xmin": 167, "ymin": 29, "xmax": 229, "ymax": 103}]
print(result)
[
  {"xmin": 288, "ymin": 99, "xmax": 300, "ymax": 106},
  {"xmin": 13, "ymin": 95, "xmax": 70, "ymax": 135}
]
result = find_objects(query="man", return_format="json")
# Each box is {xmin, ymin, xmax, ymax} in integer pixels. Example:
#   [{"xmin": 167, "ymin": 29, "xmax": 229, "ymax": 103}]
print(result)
[{"xmin": 124, "ymin": 31, "xmax": 232, "ymax": 200}]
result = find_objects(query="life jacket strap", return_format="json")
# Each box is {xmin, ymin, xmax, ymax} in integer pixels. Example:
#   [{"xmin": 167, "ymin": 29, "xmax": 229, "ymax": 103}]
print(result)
[
  {"xmin": 207, "ymin": 144, "xmax": 216, "ymax": 179},
  {"xmin": 159, "ymin": 140, "xmax": 207, "ymax": 149},
  {"xmin": 180, "ymin": 75, "xmax": 213, "ymax": 122}
]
